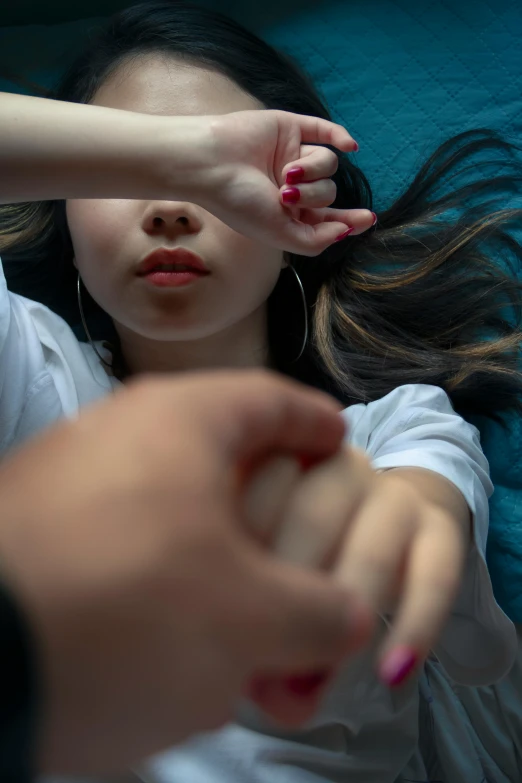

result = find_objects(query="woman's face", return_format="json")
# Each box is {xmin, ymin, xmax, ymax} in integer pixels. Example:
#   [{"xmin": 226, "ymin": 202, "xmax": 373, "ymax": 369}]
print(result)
[{"xmin": 66, "ymin": 54, "xmax": 285, "ymax": 344}]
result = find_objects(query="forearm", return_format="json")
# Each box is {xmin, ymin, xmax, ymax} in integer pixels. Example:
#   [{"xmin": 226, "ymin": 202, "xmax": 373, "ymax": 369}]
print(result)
[{"xmin": 0, "ymin": 92, "xmax": 209, "ymax": 203}]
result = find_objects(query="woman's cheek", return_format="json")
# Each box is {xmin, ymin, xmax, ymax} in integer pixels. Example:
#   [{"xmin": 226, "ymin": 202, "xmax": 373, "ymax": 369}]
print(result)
[
  {"xmin": 214, "ymin": 224, "xmax": 284, "ymax": 287},
  {"xmin": 67, "ymin": 199, "xmax": 136, "ymax": 259}
]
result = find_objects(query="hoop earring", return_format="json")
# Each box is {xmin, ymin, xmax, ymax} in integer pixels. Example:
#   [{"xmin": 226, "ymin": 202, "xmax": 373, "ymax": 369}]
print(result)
[
  {"xmin": 288, "ymin": 265, "xmax": 308, "ymax": 362},
  {"xmin": 77, "ymin": 273, "xmax": 112, "ymax": 368}
]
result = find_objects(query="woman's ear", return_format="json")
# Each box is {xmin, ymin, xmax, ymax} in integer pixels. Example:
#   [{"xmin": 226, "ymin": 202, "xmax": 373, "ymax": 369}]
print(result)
[
  {"xmin": 281, "ymin": 252, "xmax": 290, "ymax": 270},
  {"xmin": 72, "ymin": 256, "xmax": 78, "ymax": 270}
]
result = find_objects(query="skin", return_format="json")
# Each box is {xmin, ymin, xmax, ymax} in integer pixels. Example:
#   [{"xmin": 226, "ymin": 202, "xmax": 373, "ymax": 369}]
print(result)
[
  {"xmin": 0, "ymin": 371, "xmax": 372, "ymax": 773},
  {"xmin": 66, "ymin": 54, "xmax": 472, "ymax": 701},
  {"xmin": 68, "ymin": 56, "xmax": 286, "ymax": 375},
  {"xmin": 0, "ymin": 53, "xmax": 473, "ymax": 737},
  {"xmin": 0, "ymin": 68, "xmax": 379, "ymax": 770}
]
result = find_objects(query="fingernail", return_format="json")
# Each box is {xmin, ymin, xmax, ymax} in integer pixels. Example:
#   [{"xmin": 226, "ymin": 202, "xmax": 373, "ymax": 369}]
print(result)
[
  {"xmin": 334, "ymin": 227, "xmax": 354, "ymax": 242},
  {"xmin": 282, "ymin": 187, "xmax": 301, "ymax": 204},
  {"xmin": 285, "ymin": 167, "xmax": 305, "ymax": 185},
  {"xmin": 353, "ymin": 141, "xmax": 360, "ymax": 152},
  {"xmin": 298, "ymin": 454, "xmax": 320, "ymax": 471},
  {"xmin": 379, "ymin": 647, "xmax": 417, "ymax": 687},
  {"xmin": 284, "ymin": 669, "xmax": 330, "ymax": 696},
  {"xmin": 371, "ymin": 211, "xmax": 378, "ymax": 226}
]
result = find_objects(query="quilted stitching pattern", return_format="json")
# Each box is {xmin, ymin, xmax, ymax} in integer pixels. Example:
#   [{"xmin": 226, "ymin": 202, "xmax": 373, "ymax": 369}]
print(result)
[
  {"xmin": 265, "ymin": 0, "xmax": 522, "ymax": 207},
  {"xmin": 0, "ymin": 0, "xmax": 521, "ymax": 619},
  {"xmin": 265, "ymin": 0, "xmax": 522, "ymax": 619}
]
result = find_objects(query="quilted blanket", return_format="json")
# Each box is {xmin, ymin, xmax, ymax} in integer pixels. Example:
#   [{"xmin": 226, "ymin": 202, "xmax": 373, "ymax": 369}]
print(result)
[{"xmin": 1, "ymin": 0, "xmax": 521, "ymax": 619}]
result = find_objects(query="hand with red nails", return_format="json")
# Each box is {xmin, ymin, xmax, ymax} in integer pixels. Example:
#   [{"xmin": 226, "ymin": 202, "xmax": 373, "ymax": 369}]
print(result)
[
  {"xmin": 244, "ymin": 448, "xmax": 471, "ymax": 700},
  {"xmin": 280, "ymin": 144, "xmax": 376, "ymax": 243},
  {"xmin": 196, "ymin": 110, "xmax": 375, "ymax": 256},
  {"xmin": 0, "ymin": 94, "xmax": 374, "ymax": 257}
]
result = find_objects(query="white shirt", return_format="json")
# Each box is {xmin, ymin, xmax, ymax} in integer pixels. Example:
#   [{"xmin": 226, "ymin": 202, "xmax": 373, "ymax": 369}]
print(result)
[{"xmin": 1, "ymin": 259, "xmax": 516, "ymax": 782}]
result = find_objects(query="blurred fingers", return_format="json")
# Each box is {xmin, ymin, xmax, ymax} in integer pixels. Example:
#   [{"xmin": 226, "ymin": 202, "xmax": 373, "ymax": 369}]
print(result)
[
  {"xmin": 275, "ymin": 448, "xmax": 373, "ymax": 567},
  {"xmin": 378, "ymin": 506, "xmax": 465, "ymax": 686}
]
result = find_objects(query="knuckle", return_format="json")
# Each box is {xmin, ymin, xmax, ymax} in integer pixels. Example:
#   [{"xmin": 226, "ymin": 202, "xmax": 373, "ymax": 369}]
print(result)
[
  {"xmin": 326, "ymin": 179, "xmax": 337, "ymax": 197},
  {"xmin": 326, "ymin": 149, "xmax": 339, "ymax": 173}
]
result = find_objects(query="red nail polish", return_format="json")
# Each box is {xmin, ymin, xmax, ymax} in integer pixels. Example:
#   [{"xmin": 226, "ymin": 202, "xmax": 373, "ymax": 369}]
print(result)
[
  {"xmin": 379, "ymin": 647, "xmax": 417, "ymax": 687},
  {"xmin": 299, "ymin": 454, "xmax": 316, "ymax": 471},
  {"xmin": 299, "ymin": 454, "xmax": 326, "ymax": 471},
  {"xmin": 284, "ymin": 669, "xmax": 330, "ymax": 696},
  {"xmin": 353, "ymin": 141, "xmax": 360, "ymax": 152},
  {"xmin": 286, "ymin": 167, "xmax": 305, "ymax": 185},
  {"xmin": 282, "ymin": 187, "xmax": 300, "ymax": 204},
  {"xmin": 371, "ymin": 212, "xmax": 378, "ymax": 227},
  {"xmin": 334, "ymin": 227, "xmax": 354, "ymax": 242}
]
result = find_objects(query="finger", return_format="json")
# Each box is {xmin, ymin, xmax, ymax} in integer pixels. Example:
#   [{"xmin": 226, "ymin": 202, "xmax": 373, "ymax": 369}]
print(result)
[
  {"xmin": 333, "ymin": 479, "xmax": 418, "ymax": 612},
  {"xmin": 247, "ymin": 669, "xmax": 333, "ymax": 727},
  {"xmin": 282, "ymin": 145, "xmax": 339, "ymax": 185},
  {"xmin": 243, "ymin": 548, "xmax": 373, "ymax": 671},
  {"xmin": 196, "ymin": 371, "xmax": 346, "ymax": 465},
  {"xmin": 243, "ymin": 456, "xmax": 301, "ymax": 541},
  {"xmin": 378, "ymin": 507, "xmax": 466, "ymax": 687},
  {"xmin": 280, "ymin": 178, "xmax": 337, "ymax": 209},
  {"xmin": 275, "ymin": 448, "xmax": 373, "ymax": 567},
  {"xmin": 299, "ymin": 207, "xmax": 377, "ymax": 233},
  {"xmin": 282, "ymin": 208, "xmax": 376, "ymax": 256},
  {"xmin": 281, "ymin": 111, "xmax": 358, "ymax": 153}
]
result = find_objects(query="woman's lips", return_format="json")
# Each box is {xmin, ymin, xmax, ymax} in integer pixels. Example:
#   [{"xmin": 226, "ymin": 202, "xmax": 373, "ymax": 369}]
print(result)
[
  {"xmin": 137, "ymin": 248, "xmax": 209, "ymax": 287},
  {"xmin": 141, "ymin": 269, "xmax": 207, "ymax": 287}
]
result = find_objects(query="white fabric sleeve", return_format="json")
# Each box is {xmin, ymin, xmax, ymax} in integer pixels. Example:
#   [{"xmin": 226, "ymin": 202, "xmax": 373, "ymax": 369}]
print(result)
[
  {"xmin": 0, "ymin": 256, "xmax": 47, "ymax": 452},
  {"xmin": 0, "ymin": 261, "xmax": 63, "ymax": 458},
  {"xmin": 343, "ymin": 384, "xmax": 517, "ymax": 686}
]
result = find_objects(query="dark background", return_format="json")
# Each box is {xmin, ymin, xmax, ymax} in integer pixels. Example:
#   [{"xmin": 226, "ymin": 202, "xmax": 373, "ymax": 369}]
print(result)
[{"xmin": 0, "ymin": 0, "xmax": 321, "ymax": 28}]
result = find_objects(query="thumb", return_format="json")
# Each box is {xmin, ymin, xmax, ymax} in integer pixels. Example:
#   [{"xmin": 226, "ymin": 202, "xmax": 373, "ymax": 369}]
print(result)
[{"xmin": 242, "ymin": 548, "xmax": 373, "ymax": 673}]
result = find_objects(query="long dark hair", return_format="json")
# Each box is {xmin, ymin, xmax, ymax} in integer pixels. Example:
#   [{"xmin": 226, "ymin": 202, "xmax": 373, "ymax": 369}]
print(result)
[{"xmin": 1, "ymin": 0, "xmax": 521, "ymax": 415}]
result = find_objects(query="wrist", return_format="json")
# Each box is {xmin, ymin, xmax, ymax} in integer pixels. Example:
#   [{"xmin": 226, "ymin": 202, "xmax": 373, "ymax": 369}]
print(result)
[{"xmin": 149, "ymin": 113, "xmax": 221, "ymax": 204}]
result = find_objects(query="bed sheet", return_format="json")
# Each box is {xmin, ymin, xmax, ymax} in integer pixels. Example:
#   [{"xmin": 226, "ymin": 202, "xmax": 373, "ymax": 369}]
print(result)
[{"xmin": 1, "ymin": 0, "xmax": 521, "ymax": 619}]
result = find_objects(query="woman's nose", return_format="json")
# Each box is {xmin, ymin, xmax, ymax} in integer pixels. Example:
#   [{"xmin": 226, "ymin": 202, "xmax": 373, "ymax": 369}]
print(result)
[{"xmin": 142, "ymin": 202, "xmax": 202, "ymax": 239}]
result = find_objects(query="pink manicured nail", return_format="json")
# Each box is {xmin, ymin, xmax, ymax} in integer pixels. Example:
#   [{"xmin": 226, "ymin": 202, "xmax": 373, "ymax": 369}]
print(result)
[
  {"xmin": 284, "ymin": 669, "xmax": 330, "ymax": 696},
  {"xmin": 334, "ymin": 227, "xmax": 355, "ymax": 242},
  {"xmin": 285, "ymin": 167, "xmax": 305, "ymax": 185},
  {"xmin": 379, "ymin": 647, "xmax": 417, "ymax": 687},
  {"xmin": 353, "ymin": 141, "xmax": 360, "ymax": 152},
  {"xmin": 371, "ymin": 212, "xmax": 378, "ymax": 226},
  {"xmin": 282, "ymin": 187, "xmax": 301, "ymax": 204}
]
